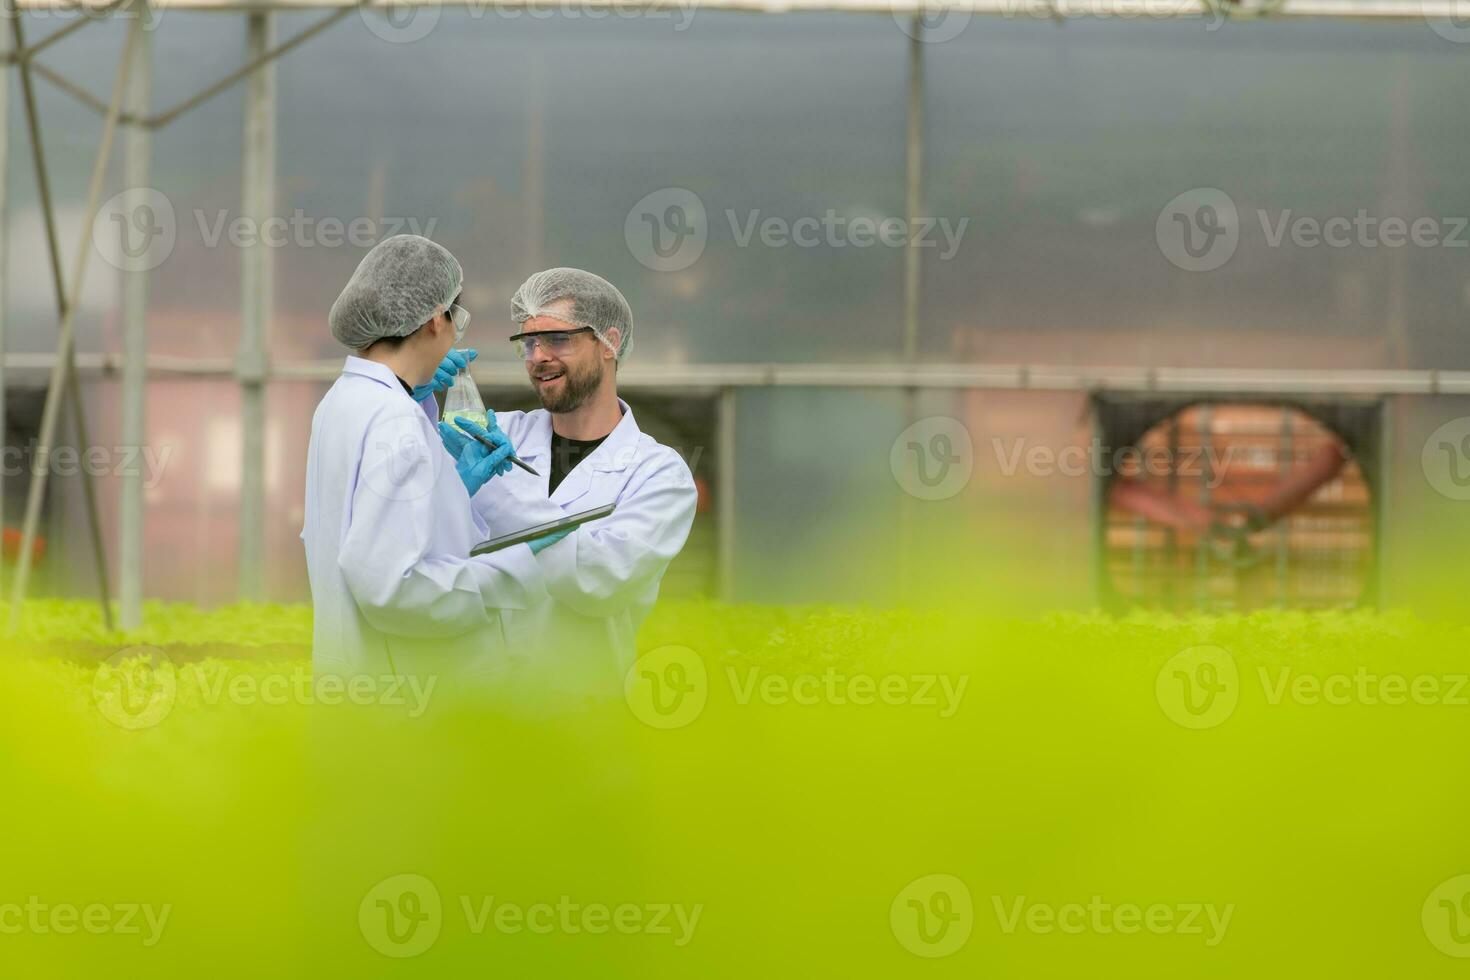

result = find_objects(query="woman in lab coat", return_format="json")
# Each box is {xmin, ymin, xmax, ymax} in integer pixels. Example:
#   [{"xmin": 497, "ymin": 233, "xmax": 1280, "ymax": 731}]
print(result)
[{"xmin": 302, "ymin": 235, "xmax": 542, "ymax": 684}]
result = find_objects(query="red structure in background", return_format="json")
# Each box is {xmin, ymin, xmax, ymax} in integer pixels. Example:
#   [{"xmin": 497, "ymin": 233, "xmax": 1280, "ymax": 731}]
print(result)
[
  {"xmin": 1104, "ymin": 404, "xmax": 1372, "ymax": 610},
  {"xmin": 1, "ymin": 527, "xmax": 46, "ymax": 565},
  {"xmin": 1111, "ymin": 442, "xmax": 1349, "ymax": 539}
]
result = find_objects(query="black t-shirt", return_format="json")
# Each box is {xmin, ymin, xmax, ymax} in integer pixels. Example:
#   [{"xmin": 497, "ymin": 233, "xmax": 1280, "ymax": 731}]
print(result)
[{"xmin": 548, "ymin": 432, "xmax": 608, "ymax": 495}]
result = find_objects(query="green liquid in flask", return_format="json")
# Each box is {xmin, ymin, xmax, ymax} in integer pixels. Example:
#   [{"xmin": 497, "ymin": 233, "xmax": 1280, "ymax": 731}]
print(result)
[{"xmin": 446, "ymin": 410, "xmax": 489, "ymax": 432}]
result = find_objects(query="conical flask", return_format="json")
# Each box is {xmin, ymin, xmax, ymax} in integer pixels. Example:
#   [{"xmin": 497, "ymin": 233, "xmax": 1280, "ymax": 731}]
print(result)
[{"xmin": 441, "ymin": 354, "xmax": 487, "ymax": 433}]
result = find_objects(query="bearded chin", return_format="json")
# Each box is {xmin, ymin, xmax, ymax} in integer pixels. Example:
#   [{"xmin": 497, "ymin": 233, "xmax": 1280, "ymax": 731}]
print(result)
[{"xmin": 538, "ymin": 362, "xmax": 602, "ymax": 414}]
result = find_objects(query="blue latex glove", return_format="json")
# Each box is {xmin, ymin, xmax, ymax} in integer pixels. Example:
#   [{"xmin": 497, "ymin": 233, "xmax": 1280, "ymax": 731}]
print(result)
[
  {"xmin": 437, "ymin": 410, "xmax": 503, "ymax": 459},
  {"xmin": 438, "ymin": 417, "xmax": 513, "ymax": 496},
  {"xmin": 412, "ymin": 347, "xmax": 477, "ymax": 400},
  {"xmin": 528, "ymin": 528, "xmax": 572, "ymax": 554}
]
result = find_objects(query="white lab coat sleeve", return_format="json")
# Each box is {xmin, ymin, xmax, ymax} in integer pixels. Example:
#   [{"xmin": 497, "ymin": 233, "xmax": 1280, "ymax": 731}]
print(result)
[
  {"xmin": 535, "ymin": 459, "xmax": 697, "ymax": 618},
  {"xmin": 338, "ymin": 419, "xmax": 542, "ymax": 638}
]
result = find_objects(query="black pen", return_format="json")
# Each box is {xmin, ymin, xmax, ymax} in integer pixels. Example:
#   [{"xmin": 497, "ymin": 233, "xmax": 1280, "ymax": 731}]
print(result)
[{"xmin": 464, "ymin": 426, "xmax": 539, "ymax": 477}]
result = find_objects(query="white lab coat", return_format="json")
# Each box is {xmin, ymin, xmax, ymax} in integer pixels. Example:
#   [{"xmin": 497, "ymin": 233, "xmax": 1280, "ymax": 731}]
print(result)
[
  {"xmin": 469, "ymin": 400, "xmax": 697, "ymax": 698},
  {"xmin": 301, "ymin": 356, "xmax": 544, "ymax": 683}
]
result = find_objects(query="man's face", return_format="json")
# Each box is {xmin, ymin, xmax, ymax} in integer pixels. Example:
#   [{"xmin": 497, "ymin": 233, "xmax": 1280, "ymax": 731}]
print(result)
[{"xmin": 520, "ymin": 300, "xmax": 613, "ymax": 414}]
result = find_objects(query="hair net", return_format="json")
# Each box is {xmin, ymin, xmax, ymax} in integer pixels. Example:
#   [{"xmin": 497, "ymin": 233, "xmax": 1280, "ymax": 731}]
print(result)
[
  {"xmin": 510, "ymin": 268, "xmax": 634, "ymax": 360},
  {"xmin": 329, "ymin": 235, "xmax": 463, "ymax": 350}
]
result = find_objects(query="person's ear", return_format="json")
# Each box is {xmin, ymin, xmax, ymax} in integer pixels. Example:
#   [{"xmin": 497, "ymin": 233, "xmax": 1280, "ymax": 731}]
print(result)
[{"xmin": 602, "ymin": 327, "xmax": 621, "ymax": 360}]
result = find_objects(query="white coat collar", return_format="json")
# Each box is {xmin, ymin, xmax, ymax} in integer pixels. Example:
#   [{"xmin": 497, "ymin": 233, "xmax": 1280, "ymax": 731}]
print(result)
[
  {"xmin": 342, "ymin": 355, "xmax": 411, "ymax": 395},
  {"xmin": 519, "ymin": 399, "xmax": 641, "ymax": 506}
]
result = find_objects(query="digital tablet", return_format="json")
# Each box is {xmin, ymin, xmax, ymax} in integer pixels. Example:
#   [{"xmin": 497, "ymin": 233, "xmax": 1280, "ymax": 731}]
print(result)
[{"xmin": 470, "ymin": 503, "xmax": 617, "ymax": 556}]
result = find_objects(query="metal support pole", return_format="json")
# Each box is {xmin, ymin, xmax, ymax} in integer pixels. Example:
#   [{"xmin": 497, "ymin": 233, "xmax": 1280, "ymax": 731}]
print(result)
[
  {"xmin": 1193, "ymin": 404, "xmax": 1213, "ymax": 609},
  {"xmin": 8, "ymin": 17, "xmax": 140, "ymax": 630},
  {"xmin": 237, "ymin": 11, "xmax": 275, "ymax": 602},
  {"xmin": 524, "ymin": 57, "xmax": 544, "ymax": 271},
  {"xmin": 118, "ymin": 15, "xmax": 152, "ymax": 629},
  {"xmin": 1274, "ymin": 406, "xmax": 1292, "ymax": 606},
  {"xmin": 716, "ymin": 386, "xmax": 736, "ymax": 602},
  {"xmin": 902, "ymin": 18, "xmax": 924, "ymax": 365},
  {"xmin": 899, "ymin": 16, "xmax": 925, "ymax": 596},
  {"xmin": 0, "ymin": 30, "xmax": 8, "ymax": 599}
]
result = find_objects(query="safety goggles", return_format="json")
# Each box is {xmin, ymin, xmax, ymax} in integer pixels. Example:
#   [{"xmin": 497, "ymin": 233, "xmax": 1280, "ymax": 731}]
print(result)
[
  {"xmin": 448, "ymin": 303, "xmax": 471, "ymax": 342},
  {"xmin": 508, "ymin": 326, "xmax": 596, "ymax": 361}
]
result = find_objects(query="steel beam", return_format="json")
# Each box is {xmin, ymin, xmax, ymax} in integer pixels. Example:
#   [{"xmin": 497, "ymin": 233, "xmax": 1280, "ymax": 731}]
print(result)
[
  {"xmin": 5, "ymin": 355, "xmax": 1470, "ymax": 398},
  {"xmin": 9, "ymin": 0, "xmax": 1468, "ymax": 16},
  {"xmin": 237, "ymin": 10, "xmax": 275, "ymax": 602},
  {"xmin": 0, "ymin": 29, "xmax": 8, "ymax": 597},
  {"xmin": 716, "ymin": 386, "xmax": 736, "ymax": 602},
  {"xmin": 118, "ymin": 15, "xmax": 152, "ymax": 629},
  {"xmin": 7, "ymin": 16, "xmax": 140, "ymax": 630}
]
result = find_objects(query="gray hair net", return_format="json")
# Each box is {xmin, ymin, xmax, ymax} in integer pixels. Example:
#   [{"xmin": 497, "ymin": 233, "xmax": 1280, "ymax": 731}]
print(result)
[
  {"xmin": 329, "ymin": 235, "xmax": 463, "ymax": 350},
  {"xmin": 510, "ymin": 268, "xmax": 634, "ymax": 360}
]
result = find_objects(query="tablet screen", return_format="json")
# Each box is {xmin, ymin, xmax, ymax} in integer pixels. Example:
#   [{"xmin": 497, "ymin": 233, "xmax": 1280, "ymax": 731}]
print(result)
[{"xmin": 469, "ymin": 502, "xmax": 617, "ymax": 556}]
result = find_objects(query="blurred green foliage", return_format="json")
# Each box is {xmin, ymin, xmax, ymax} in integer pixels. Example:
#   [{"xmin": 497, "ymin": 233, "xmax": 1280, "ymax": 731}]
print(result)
[{"xmin": 0, "ymin": 600, "xmax": 1466, "ymax": 977}]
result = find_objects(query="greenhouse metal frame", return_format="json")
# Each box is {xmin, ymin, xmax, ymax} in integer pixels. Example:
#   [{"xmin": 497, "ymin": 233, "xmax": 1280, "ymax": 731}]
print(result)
[{"xmin": 0, "ymin": 0, "xmax": 1463, "ymax": 629}]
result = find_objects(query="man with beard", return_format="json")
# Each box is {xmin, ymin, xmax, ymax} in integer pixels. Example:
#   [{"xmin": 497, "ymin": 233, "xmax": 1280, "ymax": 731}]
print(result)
[{"xmin": 438, "ymin": 268, "xmax": 696, "ymax": 699}]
